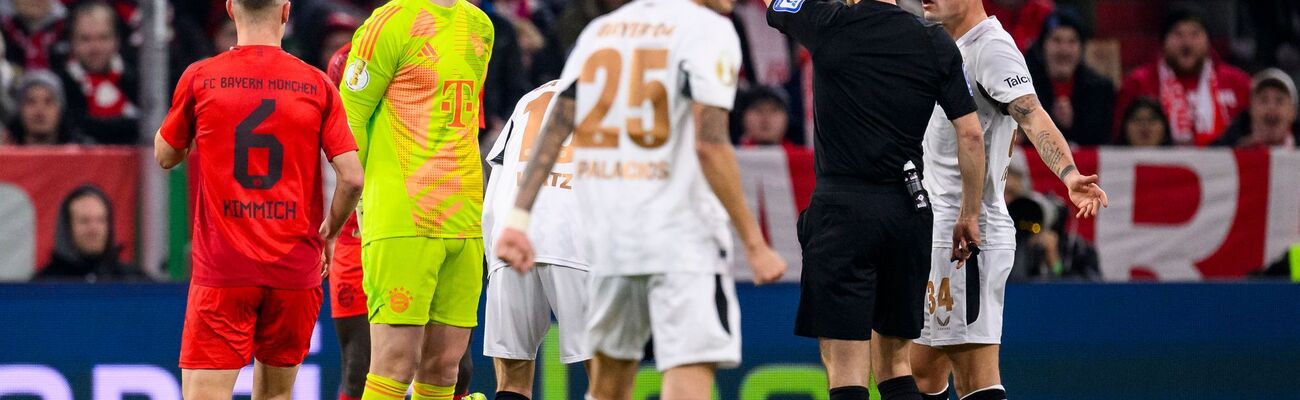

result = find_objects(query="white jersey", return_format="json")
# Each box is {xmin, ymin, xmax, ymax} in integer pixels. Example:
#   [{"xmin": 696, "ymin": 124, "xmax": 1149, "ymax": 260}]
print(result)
[
  {"xmin": 923, "ymin": 17, "xmax": 1035, "ymax": 250},
  {"xmin": 484, "ymin": 81, "xmax": 588, "ymax": 271},
  {"xmin": 557, "ymin": 0, "xmax": 742, "ymax": 276}
]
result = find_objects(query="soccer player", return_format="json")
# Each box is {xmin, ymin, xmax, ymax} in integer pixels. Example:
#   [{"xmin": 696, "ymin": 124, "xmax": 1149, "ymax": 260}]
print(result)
[
  {"xmin": 327, "ymin": 42, "xmax": 484, "ymax": 400},
  {"xmin": 153, "ymin": 0, "xmax": 363, "ymax": 399},
  {"xmin": 483, "ymin": 80, "xmax": 590, "ymax": 400},
  {"xmin": 767, "ymin": 0, "xmax": 986, "ymax": 398},
  {"xmin": 494, "ymin": 0, "xmax": 789, "ymax": 398},
  {"xmin": 338, "ymin": 1, "xmax": 493, "ymax": 399},
  {"xmin": 915, "ymin": 1, "xmax": 1110, "ymax": 399},
  {"xmin": 325, "ymin": 43, "xmax": 372, "ymax": 400}
]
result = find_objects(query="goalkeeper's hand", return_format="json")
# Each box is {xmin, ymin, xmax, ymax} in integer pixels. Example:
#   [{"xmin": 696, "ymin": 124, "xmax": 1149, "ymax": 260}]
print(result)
[{"xmin": 495, "ymin": 228, "xmax": 535, "ymax": 274}]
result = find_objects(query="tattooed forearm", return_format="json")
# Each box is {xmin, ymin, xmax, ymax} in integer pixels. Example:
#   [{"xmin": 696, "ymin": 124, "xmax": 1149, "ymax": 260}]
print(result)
[
  {"xmin": 514, "ymin": 97, "xmax": 576, "ymax": 211},
  {"xmin": 697, "ymin": 105, "xmax": 730, "ymax": 144},
  {"xmin": 1009, "ymin": 94, "xmax": 1039, "ymax": 121},
  {"xmin": 1057, "ymin": 165, "xmax": 1077, "ymax": 180},
  {"xmin": 1034, "ymin": 129, "xmax": 1067, "ymax": 171},
  {"xmin": 1014, "ymin": 94, "xmax": 1079, "ymax": 182}
]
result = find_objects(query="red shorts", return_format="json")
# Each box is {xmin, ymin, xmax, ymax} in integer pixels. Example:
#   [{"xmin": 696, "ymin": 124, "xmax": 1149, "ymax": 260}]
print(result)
[
  {"xmin": 329, "ymin": 239, "xmax": 368, "ymax": 318},
  {"xmin": 179, "ymin": 284, "xmax": 323, "ymax": 370}
]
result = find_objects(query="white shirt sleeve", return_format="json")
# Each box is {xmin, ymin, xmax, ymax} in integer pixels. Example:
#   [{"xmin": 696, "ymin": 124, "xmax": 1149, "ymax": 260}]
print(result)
[
  {"xmin": 974, "ymin": 38, "xmax": 1037, "ymax": 106},
  {"xmin": 679, "ymin": 20, "xmax": 743, "ymax": 110}
]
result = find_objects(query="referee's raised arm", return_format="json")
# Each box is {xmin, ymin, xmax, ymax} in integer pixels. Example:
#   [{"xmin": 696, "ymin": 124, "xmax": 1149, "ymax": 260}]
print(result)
[{"xmin": 766, "ymin": 0, "xmax": 846, "ymax": 52}]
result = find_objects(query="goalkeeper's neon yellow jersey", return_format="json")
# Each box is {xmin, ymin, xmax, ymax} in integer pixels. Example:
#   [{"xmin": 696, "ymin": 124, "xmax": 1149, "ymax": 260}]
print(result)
[{"xmin": 340, "ymin": 0, "xmax": 494, "ymax": 243}]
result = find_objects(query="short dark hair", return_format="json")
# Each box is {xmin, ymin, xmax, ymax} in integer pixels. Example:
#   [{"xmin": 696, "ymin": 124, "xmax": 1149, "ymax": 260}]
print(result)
[
  {"xmin": 237, "ymin": 0, "xmax": 280, "ymax": 11},
  {"xmin": 1161, "ymin": 6, "xmax": 1208, "ymax": 40},
  {"xmin": 1119, "ymin": 97, "xmax": 1173, "ymax": 146}
]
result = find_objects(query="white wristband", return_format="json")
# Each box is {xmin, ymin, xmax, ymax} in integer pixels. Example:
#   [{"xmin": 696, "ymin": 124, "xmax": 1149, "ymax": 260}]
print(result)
[{"xmin": 505, "ymin": 208, "xmax": 531, "ymax": 231}]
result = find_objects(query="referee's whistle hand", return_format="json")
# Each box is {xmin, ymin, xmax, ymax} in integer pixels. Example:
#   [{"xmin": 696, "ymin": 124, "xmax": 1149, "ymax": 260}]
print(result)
[
  {"xmin": 496, "ymin": 228, "xmax": 536, "ymax": 274},
  {"xmin": 747, "ymin": 245, "xmax": 787, "ymax": 285}
]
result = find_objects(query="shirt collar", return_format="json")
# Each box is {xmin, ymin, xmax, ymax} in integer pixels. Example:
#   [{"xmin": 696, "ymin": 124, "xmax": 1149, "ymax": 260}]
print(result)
[{"xmin": 955, "ymin": 16, "xmax": 1000, "ymax": 48}]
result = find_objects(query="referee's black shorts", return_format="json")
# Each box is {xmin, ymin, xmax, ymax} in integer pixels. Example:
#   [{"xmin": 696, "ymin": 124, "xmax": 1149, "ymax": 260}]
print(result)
[{"xmin": 794, "ymin": 176, "xmax": 933, "ymax": 340}]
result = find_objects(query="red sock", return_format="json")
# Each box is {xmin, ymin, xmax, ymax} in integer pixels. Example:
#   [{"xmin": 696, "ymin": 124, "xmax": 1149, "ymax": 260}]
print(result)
[{"xmin": 339, "ymin": 394, "xmax": 361, "ymax": 400}]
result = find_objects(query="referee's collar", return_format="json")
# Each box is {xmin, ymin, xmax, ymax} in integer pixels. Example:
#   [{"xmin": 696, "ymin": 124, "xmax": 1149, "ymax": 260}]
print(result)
[{"xmin": 955, "ymin": 16, "xmax": 1002, "ymax": 47}]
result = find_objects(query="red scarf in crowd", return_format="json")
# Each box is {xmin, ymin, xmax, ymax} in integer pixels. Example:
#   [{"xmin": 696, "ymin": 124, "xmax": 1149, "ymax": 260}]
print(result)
[
  {"xmin": 1158, "ymin": 60, "xmax": 1229, "ymax": 146},
  {"xmin": 66, "ymin": 56, "xmax": 135, "ymax": 119}
]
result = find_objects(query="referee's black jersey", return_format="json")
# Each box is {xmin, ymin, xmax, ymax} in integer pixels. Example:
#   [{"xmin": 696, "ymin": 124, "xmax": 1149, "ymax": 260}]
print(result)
[{"xmin": 768, "ymin": 0, "xmax": 977, "ymax": 182}]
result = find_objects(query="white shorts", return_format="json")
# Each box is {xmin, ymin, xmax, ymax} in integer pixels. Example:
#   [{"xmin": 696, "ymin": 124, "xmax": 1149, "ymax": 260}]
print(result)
[
  {"xmin": 587, "ymin": 271, "xmax": 741, "ymax": 371},
  {"xmin": 484, "ymin": 263, "xmax": 591, "ymax": 364},
  {"xmin": 915, "ymin": 247, "xmax": 1014, "ymax": 347}
]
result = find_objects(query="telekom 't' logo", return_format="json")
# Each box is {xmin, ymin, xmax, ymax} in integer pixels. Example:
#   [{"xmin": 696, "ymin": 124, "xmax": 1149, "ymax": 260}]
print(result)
[{"xmin": 440, "ymin": 80, "xmax": 476, "ymax": 128}]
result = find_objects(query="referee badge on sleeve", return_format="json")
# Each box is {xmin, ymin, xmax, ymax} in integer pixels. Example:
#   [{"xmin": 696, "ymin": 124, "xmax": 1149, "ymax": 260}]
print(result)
[
  {"xmin": 773, "ymin": 0, "xmax": 805, "ymax": 13},
  {"xmin": 344, "ymin": 59, "xmax": 370, "ymax": 91}
]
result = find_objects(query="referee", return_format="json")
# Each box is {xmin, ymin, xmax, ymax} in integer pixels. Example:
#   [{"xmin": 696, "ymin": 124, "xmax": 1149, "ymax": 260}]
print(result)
[{"xmin": 766, "ymin": 0, "xmax": 989, "ymax": 399}]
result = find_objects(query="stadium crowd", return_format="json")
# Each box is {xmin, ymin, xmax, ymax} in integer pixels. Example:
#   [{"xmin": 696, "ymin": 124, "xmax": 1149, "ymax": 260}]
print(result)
[
  {"xmin": 4, "ymin": 0, "xmax": 1299, "ymax": 283},
  {"xmin": 0, "ymin": 0, "xmax": 1294, "ymax": 148}
]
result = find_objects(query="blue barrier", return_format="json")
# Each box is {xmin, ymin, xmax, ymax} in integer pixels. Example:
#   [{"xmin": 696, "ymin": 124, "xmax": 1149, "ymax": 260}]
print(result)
[{"xmin": 0, "ymin": 282, "xmax": 1296, "ymax": 399}]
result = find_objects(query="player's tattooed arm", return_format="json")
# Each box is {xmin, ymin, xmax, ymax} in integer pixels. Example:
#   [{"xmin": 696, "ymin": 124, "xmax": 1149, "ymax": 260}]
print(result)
[
  {"xmin": 1010, "ymin": 93, "xmax": 1109, "ymax": 218},
  {"xmin": 1009, "ymin": 94, "xmax": 1077, "ymax": 181},
  {"xmin": 512, "ymin": 96, "xmax": 576, "ymax": 211}
]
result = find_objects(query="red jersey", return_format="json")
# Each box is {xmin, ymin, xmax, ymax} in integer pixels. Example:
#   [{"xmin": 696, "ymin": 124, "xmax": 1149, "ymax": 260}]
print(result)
[{"xmin": 160, "ymin": 45, "xmax": 357, "ymax": 289}]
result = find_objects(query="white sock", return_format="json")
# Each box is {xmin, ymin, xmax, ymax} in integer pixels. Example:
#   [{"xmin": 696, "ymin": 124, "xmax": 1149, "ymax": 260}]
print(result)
[
  {"xmin": 960, "ymin": 385, "xmax": 1007, "ymax": 400},
  {"xmin": 926, "ymin": 384, "xmax": 951, "ymax": 396}
]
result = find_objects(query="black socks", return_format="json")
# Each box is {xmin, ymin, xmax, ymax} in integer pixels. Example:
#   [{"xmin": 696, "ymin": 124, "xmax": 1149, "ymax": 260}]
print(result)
[
  {"xmin": 495, "ymin": 392, "xmax": 529, "ymax": 400},
  {"xmin": 877, "ymin": 375, "xmax": 923, "ymax": 400},
  {"xmin": 829, "ymin": 385, "xmax": 872, "ymax": 400}
]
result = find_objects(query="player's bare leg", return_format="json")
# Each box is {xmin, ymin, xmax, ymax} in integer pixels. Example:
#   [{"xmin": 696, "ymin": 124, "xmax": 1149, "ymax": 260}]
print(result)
[
  {"xmin": 909, "ymin": 343, "xmax": 953, "ymax": 397},
  {"xmin": 818, "ymin": 338, "xmax": 872, "ymax": 389},
  {"xmin": 251, "ymin": 361, "xmax": 299, "ymax": 400},
  {"xmin": 662, "ymin": 363, "xmax": 716, "ymax": 400},
  {"xmin": 335, "ymin": 315, "xmax": 371, "ymax": 399},
  {"xmin": 369, "ymin": 324, "xmax": 425, "ymax": 383},
  {"xmin": 413, "ymin": 323, "xmax": 473, "ymax": 397},
  {"xmin": 180, "ymin": 369, "xmax": 238, "ymax": 400},
  {"xmin": 589, "ymin": 352, "xmax": 638, "ymax": 400},
  {"xmin": 493, "ymin": 358, "xmax": 535, "ymax": 397},
  {"xmin": 946, "ymin": 344, "xmax": 1001, "ymax": 397},
  {"xmin": 456, "ymin": 332, "xmax": 478, "ymax": 399},
  {"xmin": 870, "ymin": 331, "xmax": 914, "ymax": 382}
]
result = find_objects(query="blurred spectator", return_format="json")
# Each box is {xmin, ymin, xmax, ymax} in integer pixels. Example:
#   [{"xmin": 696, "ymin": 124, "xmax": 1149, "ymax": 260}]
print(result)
[
  {"xmin": 511, "ymin": 16, "xmax": 544, "ymax": 71},
  {"xmin": 1215, "ymin": 68, "xmax": 1299, "ymax": 149},
  {"xmin": 983, "ymin": 0, "xmax": 1054, "ymax": 52},
  {"xmin": 732, "ymin": 0, "xmax": 791, "ymax": 88},
  {"xmin": 532, "ymin": 0, "xmax": 628, "ymax": 83},
  {"xmin": 1116, "ymin": 7, "xmax": 1252, "ymax": 146},
  {"xmin": 211, "ymin": 18, "xmax": 236, "ymax": 54},
  {"xmin": 9, "ymin": 70, "xmax": 83, "ymax": 144},
  {"xmin": 292, "ymin": 2, "xmax": 362, "ymax": 70},
  {"xmin": 35, "ymin": 185, "xmax": 143, "ymax": 282},
  {"xmin": 464, "ymin": 0, "xmax": 529, "ymax": 140},
  {"xmin": 0, "ymin": 0, "xmax": 66, "ymax": 70},
  {"xmin": 1117, "ymin": 97, "xmax": 1172, "ymax": 147},
  {"xmin": 734, "ymin": 86, "xmax": 795, "ymax": 150},
  {"xmin": 1027, "ymin": 10, "xmax": 1113, "ymax": 146},
  {"xmin": 1004, "ymin": 163, "xmax": 1098, "ymax": 282},
  {"xmin": 0, "ymin": 33, "xmax": 22, "ymax": 124},
  {"xmin": 55, "ymin": 1, "xmax": 137, "ymax": 145}
]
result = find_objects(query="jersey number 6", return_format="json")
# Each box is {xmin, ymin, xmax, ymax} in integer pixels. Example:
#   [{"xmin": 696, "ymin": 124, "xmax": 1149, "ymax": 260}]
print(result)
[
  {"xmin": 574, "ymin": 48, "xmax": 670, "ymax": 149},
  {"xmin": 234, "ymin": 99, "xmax": 284, "ymax": 190}
]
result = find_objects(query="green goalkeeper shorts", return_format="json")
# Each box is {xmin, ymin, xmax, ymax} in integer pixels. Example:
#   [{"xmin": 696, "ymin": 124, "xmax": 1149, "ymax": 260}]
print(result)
[{"xmin": 362, "ymin": 237, "xmax": 484, "ymax": 327}]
